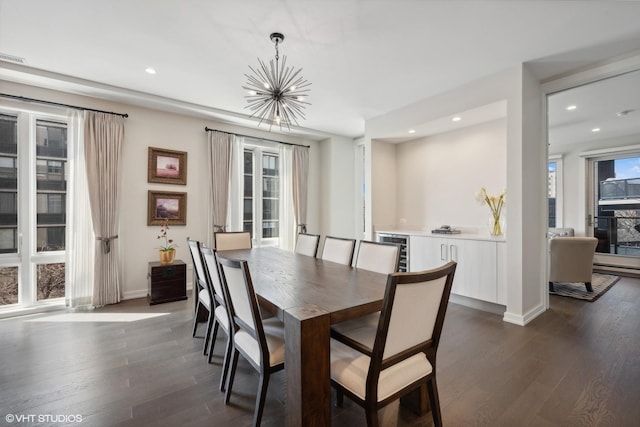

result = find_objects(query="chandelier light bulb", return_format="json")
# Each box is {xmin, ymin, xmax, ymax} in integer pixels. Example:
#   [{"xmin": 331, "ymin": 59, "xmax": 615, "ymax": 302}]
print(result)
[{"xmin": 242, "ymin": 32, "xmax": 311, "ymax": 131}]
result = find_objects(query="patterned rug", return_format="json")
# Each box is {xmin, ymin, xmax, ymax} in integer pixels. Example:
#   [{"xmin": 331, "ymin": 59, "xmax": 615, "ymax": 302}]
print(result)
[{"xmin": 549, "ymin": 273, "xmax": 620, "ymax": 302}]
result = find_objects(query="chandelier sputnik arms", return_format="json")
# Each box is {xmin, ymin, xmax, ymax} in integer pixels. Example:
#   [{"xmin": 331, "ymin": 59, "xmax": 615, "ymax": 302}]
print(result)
[{"xmin": 242, "ymin": 32, "xmax": 311, "ymax": 131}]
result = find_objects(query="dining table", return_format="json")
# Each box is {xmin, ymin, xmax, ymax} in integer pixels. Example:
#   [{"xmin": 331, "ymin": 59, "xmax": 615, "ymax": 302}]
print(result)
[{"xmin": 216, "ymin": 246, "xmax": 388, "ymax": 426}]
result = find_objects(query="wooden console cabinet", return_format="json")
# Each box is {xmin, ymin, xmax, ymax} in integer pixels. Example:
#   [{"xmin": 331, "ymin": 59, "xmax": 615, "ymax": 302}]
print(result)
[{"xmin": 148, "ymin": 260, "xmax": 187, "ymax": 305}]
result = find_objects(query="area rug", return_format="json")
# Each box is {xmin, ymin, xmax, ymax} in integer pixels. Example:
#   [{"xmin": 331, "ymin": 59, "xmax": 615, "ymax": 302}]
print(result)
[{"xmin": 549, "ymin": 273, "xmax": 620, "ymax": 302}]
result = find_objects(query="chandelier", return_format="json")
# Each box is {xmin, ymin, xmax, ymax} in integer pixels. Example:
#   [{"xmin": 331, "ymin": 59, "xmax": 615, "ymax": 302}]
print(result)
[{"xmin": 242, "ymin": 32, "xmax": 311, "ymax": 131}]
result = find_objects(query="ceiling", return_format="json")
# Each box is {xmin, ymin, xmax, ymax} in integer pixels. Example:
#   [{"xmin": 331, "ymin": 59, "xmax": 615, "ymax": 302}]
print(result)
[{"xmin": 1, "ymin": 1, "xmax": 640, "ymax": 141}]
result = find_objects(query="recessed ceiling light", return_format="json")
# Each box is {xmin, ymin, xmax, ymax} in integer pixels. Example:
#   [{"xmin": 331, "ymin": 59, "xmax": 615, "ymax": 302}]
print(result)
[
  {"xmin": 408, "ymin": 129, "xmax": 416, "ymax": 134},
  {"xmin": 452, "ymin": 116, "xmax": 461, "ymax": 122},
  {"xmin": 145, "ymin": 67, "xmax": 156, "ymax": 75},
  {"xmin": 566, "ymin": 105, "xmax": 577, "ymax": 111},
  {"xmin": 592, "ymin": 127, "xmax": 601, "ymax": 132}
]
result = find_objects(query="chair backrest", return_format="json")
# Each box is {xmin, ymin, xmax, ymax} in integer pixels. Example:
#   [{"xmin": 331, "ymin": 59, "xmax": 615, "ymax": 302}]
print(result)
[
  {"xmin": 215, "ymin": 231, "xmax": 252, "ymax": 251},
  {"xmin": 295, "ymin": 233, "xmax": 320, "ymax": 257},
  {"xmin": 549, "ymin": 237, "xmax": 598, "ymax": 283},
  {"xmin": 321, "ymin": 236, "xmax": 356, "ymax": 266},
  {"xmin": 200, "ymin": 245, "xmax": 225, "ymax": 307},
  {"xmin": 373, "ymin": 262, "xmax": 457, "ymax": 364},
  {"xmin": 217, "ymin": 257, "xmax": 263, "ymax": 330},
  {"xmin": 355, "ymin": 240, "xmax": 401, "ymax": 274},
  {"xmin": 187, "ymin": 237, "xmax": 209, "ymax": 292}
]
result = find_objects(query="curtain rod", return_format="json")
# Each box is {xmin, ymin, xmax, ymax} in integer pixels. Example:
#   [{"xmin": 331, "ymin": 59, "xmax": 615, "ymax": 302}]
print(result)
[
  {"xmin": 0, "ymin": 93, "xmax": 129, "ymax": 118},
  {"xmin": 204, "ymin": 127, "xmax": 310, "ymax": 148}
]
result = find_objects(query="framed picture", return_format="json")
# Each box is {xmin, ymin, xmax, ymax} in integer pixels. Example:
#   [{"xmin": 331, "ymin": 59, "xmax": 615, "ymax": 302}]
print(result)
[
  {"xmin": 148, "ymin": 147, "xmax": 187, "ymax": 185},
  {"xmin": 147, "ymin": 191, "xmax": 187, "ymax": 225}
]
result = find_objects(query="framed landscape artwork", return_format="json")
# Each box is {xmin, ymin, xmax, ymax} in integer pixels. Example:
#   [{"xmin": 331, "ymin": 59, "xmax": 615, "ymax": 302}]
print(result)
[
  {"xmin": 147, "ymin": 191, "xmax": 187, "ymax": 225},
  {"xmin": 148, "ymin": 147, "xmax": 187, "ymax": 185}
]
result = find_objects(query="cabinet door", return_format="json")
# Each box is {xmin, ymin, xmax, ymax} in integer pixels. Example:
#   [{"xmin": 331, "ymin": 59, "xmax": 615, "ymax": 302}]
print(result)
[
  {"xmin": 409, "ymin": 236, "xmax": 449, "ymax": 271},
  {"xmin": 451, "ymin": 239, "xmax": 497, "ymax": 302}
]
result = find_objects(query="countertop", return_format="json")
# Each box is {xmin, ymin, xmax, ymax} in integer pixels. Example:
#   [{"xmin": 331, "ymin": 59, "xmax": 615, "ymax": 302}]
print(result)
[{"xmin": 376, "ymin": 229, "xmax": 506, "ymax": 243}]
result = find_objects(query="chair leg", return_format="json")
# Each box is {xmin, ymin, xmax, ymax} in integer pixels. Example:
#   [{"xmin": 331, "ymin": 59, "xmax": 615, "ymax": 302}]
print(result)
[
  {"xmin": 219, "ymin": 332, "xmax": 233, "ymax": 391},
  {"xmin": 365, "ymin": 400, "xmax": 379, "ymax": 427},
  {"xmin": 224, "ymin": 349, "xmax": 240, "ymax": 404},
  {"xmin": 253, "ymin": 372, "xmax": 270, "ymax": 427},
  {"xmin": 203, "ymin": 312, "xmax": 214, "ymax": 355},
  {"xmin": 548, "ymin": 281, "xmax": 555, "ymax": 292},
  {"xmin": 426, "ymin": 376, "xmax": 443, "ymax": 427},
  {"xmin": 207, "ymin": 318, "xmax": 220, "ymax": 356},
  {"xmin": 336, "ymin": 388, "xmax": 344, "ymax": 408},
  {"xmin": 585, "ymin": 281, "xmax": 593, "ymax": 292},
  {"xmin": 192, "ymin": 301, "xmax": 203, "ymax": 337}
]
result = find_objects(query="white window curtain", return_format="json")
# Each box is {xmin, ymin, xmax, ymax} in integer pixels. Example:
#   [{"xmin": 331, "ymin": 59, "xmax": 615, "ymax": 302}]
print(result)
[
  {"xmin": 279, "ymin": 145, "xmax": 296, "ymax": 251},
  {"xmin": 207, "ymin": 130, "xmax": 234, "ymax": 244},
  {"xmin": 227, "ymin": 135, "xmax": 245, "ymax": 233},
  {"xmin": 292, "ymin": 146, "xmax": 309, "ymax": 234},
  {"xmin": 84, "ymin": 111, "xmax": 125, "ymax": 306},
  {"xmin": 65, "ymin": 111, "xmax": 95, "ymax": 310}
]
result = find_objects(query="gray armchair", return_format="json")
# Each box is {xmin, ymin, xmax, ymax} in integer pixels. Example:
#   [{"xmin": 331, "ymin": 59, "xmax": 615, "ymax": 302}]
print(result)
[{"xmin": 548, "ymin": 237, "xmax": 598, "ymax": 292}]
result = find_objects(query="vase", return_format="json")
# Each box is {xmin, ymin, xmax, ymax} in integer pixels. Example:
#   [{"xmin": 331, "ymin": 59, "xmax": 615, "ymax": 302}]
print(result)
[
  {"xmin": 489, "ymin": 213, "xmax": 505, "ymax": 236},
  {"xmin": 159, "ymin": 249, "xmax": 176, "ymax": 265}
]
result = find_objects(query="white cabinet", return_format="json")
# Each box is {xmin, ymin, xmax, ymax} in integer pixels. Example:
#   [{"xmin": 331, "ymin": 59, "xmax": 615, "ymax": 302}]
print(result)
[{"xmin": 410, "ymin": 235, "xmax": 501, "ymax": 304}]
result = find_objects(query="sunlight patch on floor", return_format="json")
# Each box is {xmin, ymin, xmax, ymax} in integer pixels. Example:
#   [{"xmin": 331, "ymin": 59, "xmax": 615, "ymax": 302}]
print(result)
[{"xmin": 28, "ymin": 312, "xmax": 170, "ymax": 322}]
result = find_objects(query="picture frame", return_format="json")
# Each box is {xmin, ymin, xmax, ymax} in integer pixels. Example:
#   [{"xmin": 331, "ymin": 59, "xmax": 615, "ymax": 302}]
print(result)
[
  {"xmin": 148, "ymin": 147, "xmax": 187, "ymax": 185},
  {"xmin": 147, "ymin": 190, "xmax": 187, "ymax": 225}
]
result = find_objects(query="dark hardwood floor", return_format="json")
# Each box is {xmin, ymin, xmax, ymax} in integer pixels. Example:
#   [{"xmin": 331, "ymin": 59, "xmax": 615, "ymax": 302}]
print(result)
[{"xmin": 1, "ymin": 277, "xmax": 639, "ymax": 427}]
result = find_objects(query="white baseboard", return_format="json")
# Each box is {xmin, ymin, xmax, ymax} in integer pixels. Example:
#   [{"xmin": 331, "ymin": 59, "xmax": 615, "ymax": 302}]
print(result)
[
  {"xmin": 122, "ymin": 283, "xmax": 193, "ymax": 301},
  {"xmin": 503, "ymin": 303, "xmax": 546, "ymax": 326},
  {"xmin": 449, "ymin": 294, "xmax": 506, "ymax": 316}
]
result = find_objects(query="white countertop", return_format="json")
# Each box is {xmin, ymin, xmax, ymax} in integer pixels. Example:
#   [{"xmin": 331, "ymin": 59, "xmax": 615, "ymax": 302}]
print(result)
[{"xmin": 376, "ymin": 229, "xmax": 506, "ymax": 243}]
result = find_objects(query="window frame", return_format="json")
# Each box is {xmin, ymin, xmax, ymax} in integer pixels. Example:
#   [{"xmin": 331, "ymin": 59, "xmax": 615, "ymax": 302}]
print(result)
[{"xmin": 243, "ymin": 140, "xmax": 280, "ymax": 247}]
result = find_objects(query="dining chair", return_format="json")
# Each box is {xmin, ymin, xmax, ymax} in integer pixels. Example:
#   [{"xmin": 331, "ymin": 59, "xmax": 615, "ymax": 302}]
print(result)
[
  {"xmin": 330, "ymin": 261, "xmax": 457, "ymax": 427},
  {"xmin": 320, "ymin": 235, "xmax": 356, "ymax": 266},
  {"xmin": 215, "ymin": 231, "xmax": 252, "ymax": 251},
  {"xmin": 187, "ymin": 238, "xmax": 215, "ymax": 355},
  {"xmin": 216, "ymin": 256, "xmax": 285, "ymax": 427},
  {"xmin": 199, "ymin": 245, "xmax": 232, "ymax": 391},
  {"xmin": 294, "ymin": 232, "xmax": 321, "ymax": 257},
  {"xmin": 354, "ymin": 240, "xmax": 401, "ymax": 274}
]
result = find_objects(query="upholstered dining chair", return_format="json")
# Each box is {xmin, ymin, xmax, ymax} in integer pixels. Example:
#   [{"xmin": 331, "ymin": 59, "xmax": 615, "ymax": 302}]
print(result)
[
  {"xmin": 294, "ymin": 232, "xmax": 321, "ymax": 257},
  {"xmin": 330, "ymin": 261, "xmax": 457, "ymax": 427},
  {"xmin": 321, "ymin": 235, "xmax": 357, "ymax": 266},
  {"xmin": 354, "ymin": 240, "xmax": 401, "ymax": 274},
  {"xmin": 187, "ymin": 238, "xmax": 215, "ymax": 355},
  {"xmin": 216, "ymin": 256, "xmax": 285, "ymax": 427},
  {"xmin": 199, "ymin": 245, "xmax": 232, "ymax": 391},
  {"xmin": 549, "ymin": 236, "xmax": 598, "ymax": 292},
  {"xmin": 215, "ymin": 231, "xmax": 252, "ymax": 251}
]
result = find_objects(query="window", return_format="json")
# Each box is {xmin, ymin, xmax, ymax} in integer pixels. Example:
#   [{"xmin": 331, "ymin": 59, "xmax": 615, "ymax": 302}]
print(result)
[
  {"xmin": 548, "ymin": 157, "xmax": 563, "ymax": 228},
  {"xmin": 593, "ymin": 155, "xmax": 640, "ymax": 256},
  {"xmin": 0, "ymin": 111, "xmax": 68, "ymax": 308},
  {"xmin": 243, "ymin": 144, "xmax": 280, "ymax": 246}
]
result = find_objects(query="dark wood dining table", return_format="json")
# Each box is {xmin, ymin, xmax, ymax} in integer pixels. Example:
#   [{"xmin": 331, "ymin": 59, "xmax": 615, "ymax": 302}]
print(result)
[{"xmin": 216, "ymin": 246, "xmax": 388, "ymax": 426}]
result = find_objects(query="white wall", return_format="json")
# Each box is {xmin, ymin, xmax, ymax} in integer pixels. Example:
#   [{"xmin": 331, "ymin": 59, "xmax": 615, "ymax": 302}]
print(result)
[
  {"xmin": 1, "ymin": 80, "xmax": 323, "ymax": 300},
  {"xmin": 365, "ymin": 66, "xmax": 547, "ymax": 326},
  {"xmin": 370, "ymin": 139, "xmax": 397, "ymax": 233},
  {"xmin": 319, "ymin": 135, "xmax": 357, "ymax": 239},
  {"xmin": 395, "ymin": 119, "xmax": 507, "ymax": 231}
]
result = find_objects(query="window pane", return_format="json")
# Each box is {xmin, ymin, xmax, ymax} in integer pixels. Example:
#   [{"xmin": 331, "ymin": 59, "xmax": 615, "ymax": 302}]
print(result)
[
  {"xmin": 548, "ymin": 161, "xmax": 556, "ymax": 228},
  {"xmin": 0, "ymin": 114, "xmax": 18, "ymax": 156},
  {"xmin": 0, "ymin": 265, "xmax": 18, "ymax": 305},
  {"xmin": 243, "ymin": 222, "xmax": 253, "ymax": 234},
  {"xmin": 244, "ymin": 175, "xmax": 253, "ymax": 197},
  {"xmin": 262, "ymin": 221, "xmax": 279, "ymax": 238},
  {"xmin": 262, "ymin": 154, "xmax": 278, "ymax": 176},
  {"xmin": 0, "ymin": 228, "xmax": 17, "ymax": 254},
  {"xmin": 243, "ymin": 198, "xmax": 253, "ymax": 221},
  {"xmin": 36, "ymin": 226, "xmax": 65, "ymax": 251},
  {"xmin": 36, "ymin": 120, "xmax": 67, "ymax": 252},
  {"xmin": 263, "ymin": 199, "xmax": 279, "ymax": 221},
  {"xmin": 244, "ymin": 151, "xmax": 253, "ymax": 174},
  {"xmin": 263, "ymin": 176, "xmax": 279, "ymax": 198},
  {"xmin": 36, "ymin": 262, "xmax": 65, "ymax": 301}
]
